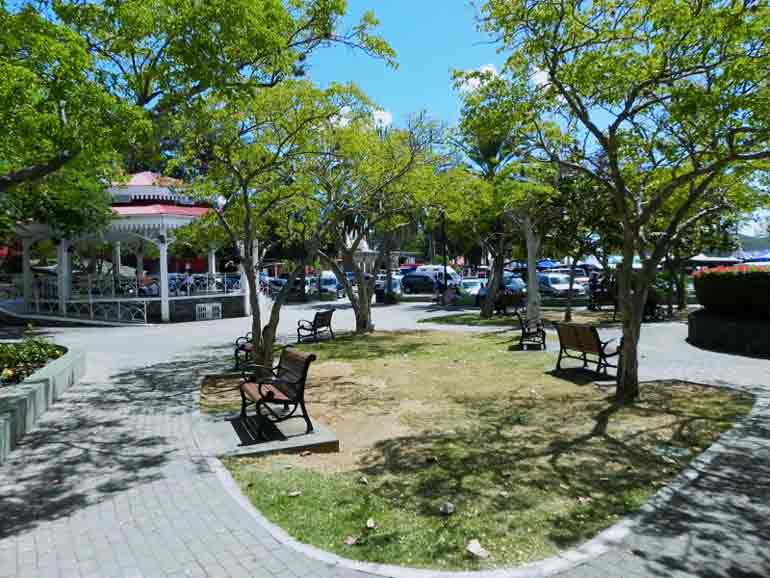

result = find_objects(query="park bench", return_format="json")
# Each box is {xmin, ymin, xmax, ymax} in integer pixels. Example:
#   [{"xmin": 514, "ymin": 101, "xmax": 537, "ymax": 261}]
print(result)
[
  {"xmin": 554, "ymin": 323, "xmax": 620, "ymax": 375},
  {"xmin": 297, "ymin": 309, "xmax": 335, "ymax": 343},
  {"xmin": 239, "ymin": 346, "xmax": 317, "ymax": 438},
  {"xmin": 515, "ymin": 311, "xmax": 546, "ymax": 350},
  {"xmin": 495, "ymin": 291, "xmax": 526, "ymax": 315},
  {"xmin": 234, "ymin": 331, "xmax": 254, "ymax": 369}
]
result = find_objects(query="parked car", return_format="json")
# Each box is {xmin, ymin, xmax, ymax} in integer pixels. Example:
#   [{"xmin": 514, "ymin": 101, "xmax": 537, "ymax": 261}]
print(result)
[
  {"xmin": 504, "ymin": 276, "xmax": 527, "ymax": 294},
  {"xmin": 548, "ymin": 267, "xmax": 590, "ymax": 287},
  {"xmin": 460, "ymin": 278, "xmax": 486, "ymax": 306},
  {"xmin": 318, "ymin": 273, "xmax": 344, "ymax": 298},
  {"xmin": 416, "ymin": 265, "xmax": 462, "ymax": 288},
  {"xmin": 538, "ymin": 273, "xmax": 586, "ymax": 297},
  {"xmin": 400, "ymin": 273, "xmax": 436, "ymax": 294}
]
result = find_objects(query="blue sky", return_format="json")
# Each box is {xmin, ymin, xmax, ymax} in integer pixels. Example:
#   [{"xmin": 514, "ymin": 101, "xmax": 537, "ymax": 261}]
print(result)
[{"xmin": 308, "ymin": 1, "xmax": 504, "ymax": 128}]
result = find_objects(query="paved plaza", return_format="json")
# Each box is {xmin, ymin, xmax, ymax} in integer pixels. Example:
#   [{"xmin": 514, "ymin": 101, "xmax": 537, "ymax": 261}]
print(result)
[{"xmin": 1, "ymin": 303, "xmax": 769, "ymax": 578}]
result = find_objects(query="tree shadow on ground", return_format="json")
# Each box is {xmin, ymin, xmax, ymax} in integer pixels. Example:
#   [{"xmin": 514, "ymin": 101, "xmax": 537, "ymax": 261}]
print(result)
[
  {"xmin": 355, "ymin": 383, "xmax": 757, "ymax": 559},
  {"xmin": 0, "ymin": 345, "xmax": 233, "ymax": 539},
  {"xmin": 629, "ymin": 400, "xmax": 770, "ymax": 578}
]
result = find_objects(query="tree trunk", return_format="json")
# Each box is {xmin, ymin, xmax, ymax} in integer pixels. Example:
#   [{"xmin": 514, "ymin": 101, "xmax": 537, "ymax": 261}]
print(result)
[
  {"xmin": 665, "ymin": 257, "xmax": 675, "ymax": 318},
  {"xmin": 676, "ymin": 270, "xmax": 687, "ymax": 310},
  {"xmin": 564, "ymin": 257, "xmax": 578, "ymax": 322},
  {"xmin": 524, "ymin": 217, "xmax": 542, "ymax": 321},
  {"xmin": 480, "ymin": 242, "xmax": 502, "ymax": 318},
  {"xmin": 257, "ymin": 264, "xmax": 302, "ymax": 369},
  {"xmin": 354, "ymin": 266, "xmax": 375, "ymax": 332},
  {"xmin": 615, "ymin": 240, "xmax": 647, "ymax": 404},
  {"xmin": 320, "ymin": 250, "xmax": 374, "ymax": 333}
]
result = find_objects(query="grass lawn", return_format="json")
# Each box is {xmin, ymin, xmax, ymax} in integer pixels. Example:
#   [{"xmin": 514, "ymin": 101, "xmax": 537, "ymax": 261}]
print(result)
[
  {"xmin": 420, "ymin": 307, "xmax": 693, "ymax": 328},
  {"xmin": 217, "ymin": 331, "xmax": 752, "ymax": 570},
  {"xmin": 419, "ymin": 309, "xmax": 621, "ymax": 327}
]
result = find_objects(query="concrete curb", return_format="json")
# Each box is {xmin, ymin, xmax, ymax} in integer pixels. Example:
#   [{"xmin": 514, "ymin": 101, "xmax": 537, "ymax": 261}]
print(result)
[
  {"xmin": 0, "ymin": 348, "xmax": 86, "ymax": 465},
  {"xmin": 205, "ymin": 385, "xmax": 760, "ymax": 578}
]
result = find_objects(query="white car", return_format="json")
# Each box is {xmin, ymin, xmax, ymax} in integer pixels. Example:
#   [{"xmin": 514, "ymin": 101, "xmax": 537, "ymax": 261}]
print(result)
[
  {"xmin": 548, "ymin": 268, "xmax": 590, "ymax": 287},
  {"xmin": 538, "ymin": 273, "xmax": 586, "ymax": 297}
]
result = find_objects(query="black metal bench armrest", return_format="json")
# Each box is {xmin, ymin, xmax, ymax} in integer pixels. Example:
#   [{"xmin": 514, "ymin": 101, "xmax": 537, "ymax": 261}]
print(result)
[
  {"xmin": 298, "ymin": 319, "xmax": 314, "ymax": 329},
  {"xmin": 235, "ymin": 332, "xmax": 253, "ymax": 347}
]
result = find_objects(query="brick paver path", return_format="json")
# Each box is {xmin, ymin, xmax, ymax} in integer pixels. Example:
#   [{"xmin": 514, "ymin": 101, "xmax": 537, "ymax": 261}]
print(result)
[{"xmin": 1, "ymin": 306, "xmax": 768, "ymax": 578}]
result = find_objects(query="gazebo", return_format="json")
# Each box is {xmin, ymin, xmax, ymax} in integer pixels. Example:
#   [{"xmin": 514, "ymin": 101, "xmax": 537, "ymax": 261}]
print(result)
[{"xmin": 12, "ymin": 172, "xmax": 251, "ymax": 324}]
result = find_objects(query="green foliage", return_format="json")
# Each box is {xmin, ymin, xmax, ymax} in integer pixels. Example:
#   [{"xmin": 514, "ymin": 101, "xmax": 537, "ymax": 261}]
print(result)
[
  {"xmin": 0, "ymin": 5, "xmax": 146, "ymax": 236},
  {"xmin": 0, "ymin": 337, "xmax": 65, "ymax": 386},
  {"xmin": 174, "ymin": 80, "xmax": 367, "ymax": 249},
  {"xmin": 694, "ymin": 265, "xmax": 770, "ymax": 319},
  {"xmin": 52, "ymin": 0, "xmax": 395, "ymax": 169}
]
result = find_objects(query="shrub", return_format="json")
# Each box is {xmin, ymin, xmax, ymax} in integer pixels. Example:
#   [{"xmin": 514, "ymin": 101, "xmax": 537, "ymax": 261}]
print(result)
[
  {"xmin": 0, "ymin": 338, "xmax": 65, "ymax": 387},
  {"xmin": 693, "ymin": 265, "xmax": 770, "ymax": 319}
]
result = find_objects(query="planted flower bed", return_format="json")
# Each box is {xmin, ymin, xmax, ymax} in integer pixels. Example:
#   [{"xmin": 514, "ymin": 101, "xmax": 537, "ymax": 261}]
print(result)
[{"xmin": 0, "ymin": 338, "xmax": 66, "ymax": 387}]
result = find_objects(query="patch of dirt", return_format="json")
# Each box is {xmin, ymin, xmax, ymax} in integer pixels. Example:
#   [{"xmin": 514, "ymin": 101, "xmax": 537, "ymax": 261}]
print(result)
[{"xmin": 200, "ymin": 361, "xmax": 436, "ymax": 472}]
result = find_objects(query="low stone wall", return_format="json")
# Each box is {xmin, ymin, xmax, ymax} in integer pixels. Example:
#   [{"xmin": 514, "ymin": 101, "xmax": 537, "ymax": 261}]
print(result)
[
  {"xmin": 688, "ymin": 309, "xmax": 770, "ymax": 357},
  {"xmin": 0, "ymin": 348, "xmax": 86, "ymax": 465},
  {"xmin": 147, "ymin": 295, "xmax": 246, "ymax": 323}
]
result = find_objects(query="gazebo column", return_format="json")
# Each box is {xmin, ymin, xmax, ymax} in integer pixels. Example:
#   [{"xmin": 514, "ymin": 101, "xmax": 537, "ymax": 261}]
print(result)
[
  {"xmin": 159, "ymin": 238, "xmax": 170, "ymax": 322},
  {"xmin": 208, "ymin": 247, "xmax": 217, "ymax": 275},
  {"xmin": 21, "ymin": 238, "xmax": 33, "ymax": 307},
  {"xmin": 112, "ymin": 241, "xmax": 122, "ymax": 294},
  {"xmin": 57, "ymin": 240, "xmax": 71, "ymax": 315}
]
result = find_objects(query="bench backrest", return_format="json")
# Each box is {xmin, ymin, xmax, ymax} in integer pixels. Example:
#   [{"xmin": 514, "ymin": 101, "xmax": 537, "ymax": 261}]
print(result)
[
  {"xmin": 515, "ymin": 311, "xmax": 543, "ymax": 332},
  {"xmin": 556, "ymin": 323, "xmax": 602, "ymax": 354},
  {"xmin": 275, "ymin": 347, "xmax": 317, "ymax": 396},
  {"xmin": 313, "ymin": 309, "xmax": 334, "ymax": 328}
]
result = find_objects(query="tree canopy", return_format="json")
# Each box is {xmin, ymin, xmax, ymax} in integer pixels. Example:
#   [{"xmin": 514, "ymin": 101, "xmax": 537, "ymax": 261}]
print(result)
[{"xmin": 0, "ymin": 5, "xmax": 145, "ymax": 237}]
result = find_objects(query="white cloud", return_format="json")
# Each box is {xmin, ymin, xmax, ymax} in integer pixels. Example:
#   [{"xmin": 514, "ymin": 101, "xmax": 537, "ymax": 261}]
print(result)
[
  {"xmin": 459, "ymin": 63, "xmax": 499, "ymax": 93},
  {"xmin": 531, "ymin": 68, "xmax": 550, "ymax": 88},
  {"xmin": 331, "ymin": 105, "xmax": 352, "ymax": 128},
  {"xmin": 373, "ymin": 109, "xmax": 393, "ymax": 128}
]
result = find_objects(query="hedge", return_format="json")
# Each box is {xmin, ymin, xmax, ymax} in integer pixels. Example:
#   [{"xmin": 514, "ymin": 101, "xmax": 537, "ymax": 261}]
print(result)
[{"xmin": 693, "ymin": 265, "xmax": 770, "ymax": 319}]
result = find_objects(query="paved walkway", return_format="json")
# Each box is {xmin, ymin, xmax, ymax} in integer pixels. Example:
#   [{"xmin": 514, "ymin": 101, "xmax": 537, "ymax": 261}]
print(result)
[{"xmin": 0, "ymin": 305, "xmax": 769, "ymax": 578}]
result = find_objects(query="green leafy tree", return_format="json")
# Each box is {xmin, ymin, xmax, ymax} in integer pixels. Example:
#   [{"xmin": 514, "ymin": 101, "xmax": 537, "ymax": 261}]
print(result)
[
  {"xmin": 482, "ymin": 0, "xmax": 770, "ymax": 401},
  {"xmin": 450, "ymin": 71, "xmax": 535, "ymax": 317},
  {"xmin": 310, "ymin": 116, "xmax": 440, "ymax": 332},
  {"xmin": 52, "ymin": 0, "xmax": 395, "ymax": 170},
  {"xmin": 174, "ymin": 81, "xmax": 364, "ymax": 366},
  {"xmin": 0, "ymin": 5, "xmax": 144, "ymax": 237},
  {"xmin": 549, "ymin": 172, "xmax": 619, "ymax": 321}
]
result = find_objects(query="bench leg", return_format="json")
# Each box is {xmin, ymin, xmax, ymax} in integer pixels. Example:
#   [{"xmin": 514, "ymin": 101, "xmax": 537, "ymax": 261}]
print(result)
[
  {"xmin": 234, "ymin": 348, "xmax": 240, "ymax": 370},
  {"xmin": 540, "ymin": 331, "xmax": 546, "ymax": 350},
  {"xmin": 239, "ymin": 387, "xmax": 248, "ymax": 418},
  {"xmin": 556, "ymin": 347, "xmax": 564, "ymax": 370},
  {"xmin": 299, "ymin": 398, "xmax": 314, "ymax": 434},
  {"xmin": 297, "ymin": 329, "xmax": 302, "ymax": 344},
  {"xmin": 329, "ymin": 326, "xmax": 335, "ymax": 340}
]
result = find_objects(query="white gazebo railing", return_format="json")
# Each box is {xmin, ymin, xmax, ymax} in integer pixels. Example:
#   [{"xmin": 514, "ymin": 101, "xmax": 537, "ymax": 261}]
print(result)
[{"xmin": 65, "ymin": 299, "xmax": 149, "ymax": 324}]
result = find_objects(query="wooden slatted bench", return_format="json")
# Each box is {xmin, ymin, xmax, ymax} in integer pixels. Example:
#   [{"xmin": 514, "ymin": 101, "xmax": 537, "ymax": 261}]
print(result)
[
  {"xmin": 297, "ymin": 309, "xmax": 335, "ymax": 343},
  {"xmin": 495, "ymin": 291, "xmax": 526, "ymax": 315},
  {"xmin": 234, "ymin": 331, "xmax": 253, "ymax": 369},
  {"xmin": 554, "ymin": 323, "xmax": 620, "ymax": 375},
  {"xmin": 239, "ymin": 346, "xmax": 317, "ymax": 438},
  {"xmin": 515, "ymin": 311, "xmax": 546, "ymax": 350}
]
